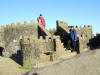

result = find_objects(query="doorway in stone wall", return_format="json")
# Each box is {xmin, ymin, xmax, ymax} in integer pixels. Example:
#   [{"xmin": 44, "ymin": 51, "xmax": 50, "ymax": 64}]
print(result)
[{"xmin": 0, "ymin": 47, "xmax": 4, "ymax": 56}]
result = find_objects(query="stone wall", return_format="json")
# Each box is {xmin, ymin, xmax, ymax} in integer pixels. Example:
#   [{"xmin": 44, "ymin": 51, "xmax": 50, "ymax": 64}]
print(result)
[
  {"xmin": 53, "ymin": 36, "xmax": 66, "ymax": 57},
  {"xmin": 56, "ymin": 20, "xmax": 94, "ymax": 52},
  {"xmin": 21, "ymin": 35, "xmax": 70, "ymax": 67},
  {"xmin": 0, "ymin": 20, "xmax": 95, "ymax": 67},
  {"xmin": 0, "ymin": 26, "xmax": 5, "ymax": 48},
  {"xmin": 38, "ymin": 36, "xmax": 55, "ymax": 63},
  {"xmin": 21, "ymin": 36, "xmax": 40, "ymax": 67},
  {"xmin": 56, "ymin": 21, "xmax": 70, "ymax": 48},
  {"xmin": 0, "ymin": 20, "xmax": 55, "ymax": 66},
  {"xmin": 38, "ymin": 24, "xmax": 51, "ymax": 38},
  {"xmin": 0, "ymin": 21, "xmax": 38, "ymax": 57},
  {"xmin": 21, "ymin": 35, "xmax": 56, "ymax": 67},
  {"xmin": 75, "ymin": 25, "xmax": 94, "ymax": 52}
]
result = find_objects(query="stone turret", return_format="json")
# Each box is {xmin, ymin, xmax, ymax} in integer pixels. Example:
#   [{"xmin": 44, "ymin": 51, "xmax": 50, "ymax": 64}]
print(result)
[
  {"xmin": 21, "ymin": 36, "xmax": 40, "ymax": 67},
  {"xmin": 2, "ymin": 21, "xmax": 38, "ymax": 57}
]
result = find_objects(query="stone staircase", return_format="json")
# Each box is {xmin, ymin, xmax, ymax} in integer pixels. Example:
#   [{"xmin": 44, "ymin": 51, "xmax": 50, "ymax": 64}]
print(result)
[
  {"xmin": 54, "ymin": 36, "xmax": 77, "ymax": 60},
  {"xmin": 56, "ymin": 20, "xmax": 69, "ymax": 34},
  {"xmin": 38, "ymin": 24, "xmax": 51, "ymax": 37}
]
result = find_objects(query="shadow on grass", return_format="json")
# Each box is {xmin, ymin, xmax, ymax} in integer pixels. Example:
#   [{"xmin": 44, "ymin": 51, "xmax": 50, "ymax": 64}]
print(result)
[{"xmin": 10, "ymin": 50, "xmax": 23, "ymax": 65}]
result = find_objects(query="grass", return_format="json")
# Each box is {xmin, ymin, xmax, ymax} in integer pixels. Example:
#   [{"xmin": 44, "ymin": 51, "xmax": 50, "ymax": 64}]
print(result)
[
  {"xmin": 18, "ymin": 65, "xmax": 34, "ymax": 70},
  {"xmin": 59, "ymin": 58, "xmax": 65, "ymax": 61}
]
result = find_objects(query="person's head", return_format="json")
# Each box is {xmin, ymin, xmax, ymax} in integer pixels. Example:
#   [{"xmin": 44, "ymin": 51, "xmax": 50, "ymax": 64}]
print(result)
[
  {"xmin": 40, "ymin": 14, "xmax": 42, "ymax": 17},
  {"xmin": 70, "ymin": 26, "xmax": 74, "ymax": 30}
]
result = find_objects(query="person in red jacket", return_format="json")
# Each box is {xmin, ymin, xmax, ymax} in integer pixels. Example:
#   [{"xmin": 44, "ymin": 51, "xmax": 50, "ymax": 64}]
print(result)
[{"xmin": 37, "ymin": 14, "xmax": 45, "ymax": 27}]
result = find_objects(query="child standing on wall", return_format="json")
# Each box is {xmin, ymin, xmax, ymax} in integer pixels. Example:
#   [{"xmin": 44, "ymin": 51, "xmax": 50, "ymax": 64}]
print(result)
[{"xmin": 37, "ymin": 14, "xmax": 45, "ymax": 27}]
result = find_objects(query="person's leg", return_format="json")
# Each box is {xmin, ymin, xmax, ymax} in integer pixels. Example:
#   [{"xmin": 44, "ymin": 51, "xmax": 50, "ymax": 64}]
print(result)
[
  {"xmin": 76, "ymin": 40, "xmax": 80, "ymax": 54},
  {"xmin": 73, "ymin": 41, "xmax": 76, "ymax": 51},
  {"xmin": 67, "ymin": 40, "xmax": 71, "ymax": 50},
  {"xmin": 71, "ymin": 41, "xmax": 76, "ymax": 52}
]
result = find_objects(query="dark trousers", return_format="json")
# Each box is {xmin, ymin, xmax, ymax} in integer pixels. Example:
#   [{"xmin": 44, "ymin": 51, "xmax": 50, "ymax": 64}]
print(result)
[
  {"xmin": 67, "ymin": 40, "xmax": 80, "ymax": 54},
  {"xmin": 67, "ymin": 40, "xmax": 76, "ymax": 50}
]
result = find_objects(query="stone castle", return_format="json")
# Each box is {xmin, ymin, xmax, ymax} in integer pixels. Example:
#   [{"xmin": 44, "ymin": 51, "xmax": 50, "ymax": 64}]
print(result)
[{"xmin": 0, "ymin": 20, "xmax": 95, "ymax": 67}]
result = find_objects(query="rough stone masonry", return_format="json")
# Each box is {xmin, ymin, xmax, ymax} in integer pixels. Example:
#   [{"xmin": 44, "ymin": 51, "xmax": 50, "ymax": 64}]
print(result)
[{"xmin": 0, "ymin": 20, "xmax": 95, "ymax": 67}]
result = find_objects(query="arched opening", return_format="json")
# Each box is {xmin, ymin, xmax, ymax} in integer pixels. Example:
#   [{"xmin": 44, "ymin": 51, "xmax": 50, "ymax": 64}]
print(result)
[{"xmin": 0, "ymin": 47, "xmax": 4, "ymax": 56}]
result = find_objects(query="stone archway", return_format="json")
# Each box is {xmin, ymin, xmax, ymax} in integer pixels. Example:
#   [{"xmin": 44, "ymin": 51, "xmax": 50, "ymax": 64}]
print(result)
[{"xmin": 0, "ymin": 47, "xmax": 4, "ymax": 56}]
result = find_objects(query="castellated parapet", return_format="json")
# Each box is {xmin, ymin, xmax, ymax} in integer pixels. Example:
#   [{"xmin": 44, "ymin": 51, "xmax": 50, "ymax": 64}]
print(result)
[
  {"xmin": 0, "ymin": 21, "xmax": 38, "ymax": 57},
  {"xmin": 56, "ymin": 20, "xmax": 94, "ymax": 52},
  {"xmin": 21, "ymin": 35, "xmax": 56, "ymax": 67},
  {"xmin": 21, "ymin": 36, "xmax": 40, "ymax": 67},
  {"xmin": 0, "ymin": 20, "xmax": 95, "ymax": 68}
]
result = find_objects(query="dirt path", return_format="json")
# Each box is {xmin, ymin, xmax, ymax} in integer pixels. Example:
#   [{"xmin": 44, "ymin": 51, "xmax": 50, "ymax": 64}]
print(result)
[
  {"xmin": 26, "ymin": 49, "xmax": 100, "ymax": 75},
  {"xmin": 0, "ymin": 51, "xmax": 77, "ymax": 75},
  {"xmin": 0, "ymin": 56, "xmax": 28, "ymax": 75}
]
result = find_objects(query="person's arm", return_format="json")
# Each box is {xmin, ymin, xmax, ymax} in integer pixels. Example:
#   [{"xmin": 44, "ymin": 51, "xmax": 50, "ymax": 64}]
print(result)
[
  {"xmin": 37, "ymin": 17, "xmax": 39, "ymax": 22},
  {"xmin": 74, "ymin": 30, "xmax": 77, "ymax": 41}
]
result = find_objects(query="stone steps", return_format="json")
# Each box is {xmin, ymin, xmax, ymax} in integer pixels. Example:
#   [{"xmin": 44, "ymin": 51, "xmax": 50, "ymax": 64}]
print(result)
[{"xmin": 38, "ymin": 24, "xmax": 51, "ymax": 37}]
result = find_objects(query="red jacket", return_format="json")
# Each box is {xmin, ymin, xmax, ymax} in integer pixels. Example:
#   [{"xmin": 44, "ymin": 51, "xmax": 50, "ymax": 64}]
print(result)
[{"xmin": 38, "ymin": 16, "xmax": 45, "ymax": 27}]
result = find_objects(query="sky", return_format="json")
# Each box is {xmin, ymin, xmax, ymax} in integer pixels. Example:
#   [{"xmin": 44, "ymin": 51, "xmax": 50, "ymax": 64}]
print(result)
[{"xmin": 0, "ymin": 0, "xmax": 100, "ymax": 35}]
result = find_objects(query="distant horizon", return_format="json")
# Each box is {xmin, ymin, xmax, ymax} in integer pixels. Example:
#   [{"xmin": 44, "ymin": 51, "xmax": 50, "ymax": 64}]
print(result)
[{"xmin": 0, "ymin": 0, "xmax": 100, "ymax": 35}]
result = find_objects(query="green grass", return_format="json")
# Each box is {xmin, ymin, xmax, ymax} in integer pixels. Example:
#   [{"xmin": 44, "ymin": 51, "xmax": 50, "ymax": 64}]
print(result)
[
  {"xmin": 59, "ymin": 58, "xmax": 65, "ymax": 61},
  {"xmin": 18, "ymin": 65, "xmax": 34, "ymax": 70}
]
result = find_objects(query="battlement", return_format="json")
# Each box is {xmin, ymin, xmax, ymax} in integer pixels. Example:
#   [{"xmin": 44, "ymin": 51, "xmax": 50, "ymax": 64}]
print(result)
[
  {"xmin": 57, "ymin": 21, "xmax": 93, "ymax": 39},
  {"xmin": 0, "ymin": 21, "xmax": 35, "ymax": 31},
  {"xmin": 73, "ymin": 25, "xmax": 92, "ymax": 29},
  {"xmin": 56, "ymin": 20, "xmax": 68, "ymax": 30},
  {"xmin": 56, "ymin": 20, "xmax": 94, "ymax": 53},
  {"xmin": 57, "ymin": 20, "xmax": 68, "ymax": 26},
  {"xmin": 0, "ymin": 20, "xmax": 96, "ymax": 68}
]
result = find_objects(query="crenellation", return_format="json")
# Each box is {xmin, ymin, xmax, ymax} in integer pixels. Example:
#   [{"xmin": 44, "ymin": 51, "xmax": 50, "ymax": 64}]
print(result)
[
  {"xmin": 10, "ymin": 23, "xmax": 15, "ymax": 29},
  {"xmin": 6, "ymin": 24, "xmax": 10, "ymax": 28},
  {"xmin": 1, "ymin": 26, "xmax": 5, "ymax": 30},
  {"xmin": 57, "ymin": 20, "xmax": 94, "ymax": 53},
  {"xmin": 88, "ymin": 25, "xmax": 92, "ymax": 29},
  {"xmin": 16, "ymin": 22, "xmax": 21, "ymax": 26},
  {"xmin": 84, "ymin": 25, "xmax": 86, "ymax": 27},
  {"xmin": 57, "ymin": 20, "xmax": 68, "ymax": 28},
  {"xmin": 11, "ymin": 23, "xmax": 15, "ymax": 27},
  {"xmin": 79, "ymin": 26, "xmax": 82, "ymax": 29},
  {"xmin": 24, "ymin": 21, "xmax": 28, "ymax": 25},
  {"xmin": 0, "ymin": 20, "xmax": 96, "ymax": 68}
]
